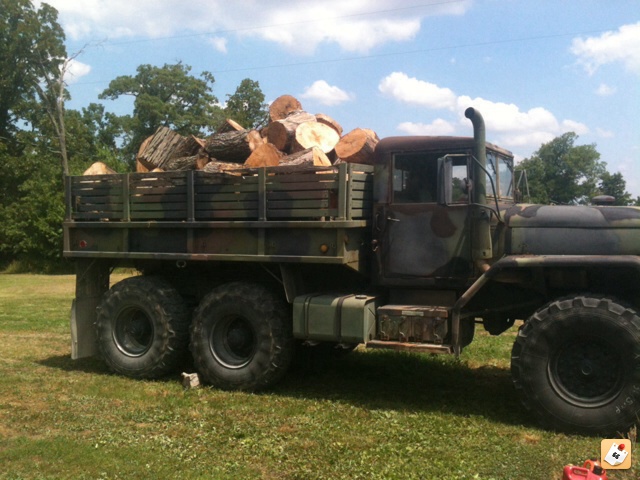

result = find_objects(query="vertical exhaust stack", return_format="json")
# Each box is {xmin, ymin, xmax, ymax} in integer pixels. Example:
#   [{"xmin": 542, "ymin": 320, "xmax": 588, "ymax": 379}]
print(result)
[{"xmin": 465, "ymin": 107, "xmax": 492, "ymax": 263}]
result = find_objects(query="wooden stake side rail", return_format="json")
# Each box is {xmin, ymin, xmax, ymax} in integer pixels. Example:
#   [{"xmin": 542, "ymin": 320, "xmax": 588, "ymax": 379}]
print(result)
[
  {"xmin": 63, "ymin": 163, "xmax": 373, "ymax": 270},
  {"xmin": 66, "ymin": 163, "xmax": 373, "ymax": 223}
]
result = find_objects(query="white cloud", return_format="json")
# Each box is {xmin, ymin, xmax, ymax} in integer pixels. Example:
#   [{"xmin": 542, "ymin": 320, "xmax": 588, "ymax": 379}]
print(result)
[
  {"xmin": 596, "ymin": 127, "xmax": 615, "ymax": 138},
  {"xmin": 397, "ymin": 119, "xmax": 455, "ymax": 136},
  {"xmin": 43, "ymin": 0, "xmax": 472, "ymax": 53},
  {"xmin": 381, "ymin": 72, "xmax": 589, "ymax": 151},
  {"xmin": 595, "ymin": 83, "xmax": 616, "ymax": 96},
  {"xmin": 63, "ymin": 59, "xmax": 91, "ymax": 84},
  {"xmin": 379, "ymin": 72, "xmax": 457, "ymax": 110},
  {"xmin": 571, "ymin": 22, "xmax": 640, "ymax": 75},
  {"xmin": 300, "ymin": 80, "xmax": 352, "ymax": 106},
  {"xmin": 209, "ymin": 36, "xmax": 228, "ymax": 54}
]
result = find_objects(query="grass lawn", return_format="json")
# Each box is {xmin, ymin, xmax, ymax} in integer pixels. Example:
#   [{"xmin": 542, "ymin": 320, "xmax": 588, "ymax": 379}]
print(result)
[{"xmin": 0, "ymin": 273, "xmax": 637, "ymax": 479}]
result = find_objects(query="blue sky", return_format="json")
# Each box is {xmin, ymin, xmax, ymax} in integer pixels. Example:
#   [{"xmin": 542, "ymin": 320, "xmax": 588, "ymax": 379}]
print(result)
[{"xmin": 43, "ymin": 0, "xmax": 639, "ymax": 195}]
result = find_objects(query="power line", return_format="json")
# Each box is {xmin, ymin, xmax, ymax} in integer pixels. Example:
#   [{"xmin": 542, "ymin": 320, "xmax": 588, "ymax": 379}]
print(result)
[{"xmin": 69, "ymin": 27, "xmax": 612, "ymax": 88}]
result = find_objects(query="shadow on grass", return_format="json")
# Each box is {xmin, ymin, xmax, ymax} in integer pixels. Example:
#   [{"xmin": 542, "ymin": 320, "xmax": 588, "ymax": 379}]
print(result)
[
  {"xmin": 276, "ymin": 348, "xmax": 533, "ymax": 429},
  {"xmin": 38, "ymin": 348, "xmax": 533, "ymax": 430}
]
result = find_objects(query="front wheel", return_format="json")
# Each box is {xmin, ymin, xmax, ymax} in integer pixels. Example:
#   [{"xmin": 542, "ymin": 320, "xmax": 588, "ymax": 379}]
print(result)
[
  {"xmin": 511, "ymin": 295, "xmax": 640, "ymax": 435},
  {"xmin": 190, "ymin": 282, "xmax": 294, "ymax": 391}
]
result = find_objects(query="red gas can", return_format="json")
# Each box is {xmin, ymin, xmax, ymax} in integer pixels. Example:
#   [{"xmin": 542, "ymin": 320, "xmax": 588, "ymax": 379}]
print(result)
[{"xmin": 562, "ymin": 459, "xmax": 608, "ymax": 480}]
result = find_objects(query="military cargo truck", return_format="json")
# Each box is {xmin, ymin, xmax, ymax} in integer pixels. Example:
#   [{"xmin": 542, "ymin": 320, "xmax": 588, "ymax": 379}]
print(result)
[{"xmin": 64, "ymin": 108, "xmax": 640, "ymax": 435}]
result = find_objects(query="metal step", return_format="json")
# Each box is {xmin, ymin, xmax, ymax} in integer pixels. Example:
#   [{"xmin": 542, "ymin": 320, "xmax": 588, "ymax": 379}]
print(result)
[{"xmin": 365, "ymin": 340, "xmax": 453, "ymax": 355}]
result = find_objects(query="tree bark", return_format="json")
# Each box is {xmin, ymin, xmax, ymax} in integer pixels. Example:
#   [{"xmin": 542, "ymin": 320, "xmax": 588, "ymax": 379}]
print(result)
[
  {"xmin": 137, "ymin": 127, "xmax": 201, "ymax": 170},
  {"xmin": 335, "ymin": 128, "xmax": 379, "ymax": 165},
  {"xmin": 204, "ymin": 129, "xmax": 263, "ymax": 163},
  {"xmin": 216, "ymin": 118, "xmax": 245, "ymax": 133}
]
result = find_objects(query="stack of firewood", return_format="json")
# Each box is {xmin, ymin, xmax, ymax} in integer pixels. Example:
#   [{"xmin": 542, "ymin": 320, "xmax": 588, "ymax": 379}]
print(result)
[{"xmin": 83, "ymin": 94, "xmax": 379, "ymax": 175}]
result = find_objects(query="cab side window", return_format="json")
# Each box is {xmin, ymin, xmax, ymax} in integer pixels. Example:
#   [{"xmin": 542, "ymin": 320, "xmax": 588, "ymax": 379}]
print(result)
[{"xmin": 392, "ymin": 154, "xmax": 438, "ymax": 204}]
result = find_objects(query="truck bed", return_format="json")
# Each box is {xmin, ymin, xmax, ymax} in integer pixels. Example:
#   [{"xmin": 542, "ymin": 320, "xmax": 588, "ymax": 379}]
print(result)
[{"xmin": 63, "ymin": 163, "xmax": 373, "ymax": 270}]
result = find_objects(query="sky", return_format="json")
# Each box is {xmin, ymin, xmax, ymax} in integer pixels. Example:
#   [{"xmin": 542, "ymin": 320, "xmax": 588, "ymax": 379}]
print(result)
[{"xmin": 40, "ymin": 0, "xmax": 640, "ymax": 195}]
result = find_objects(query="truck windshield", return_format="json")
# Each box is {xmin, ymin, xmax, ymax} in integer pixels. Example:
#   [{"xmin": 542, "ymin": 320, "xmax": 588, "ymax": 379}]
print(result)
[{"xmin": 486, "ymin": 152, "xmax": 513, "ymax": 200}]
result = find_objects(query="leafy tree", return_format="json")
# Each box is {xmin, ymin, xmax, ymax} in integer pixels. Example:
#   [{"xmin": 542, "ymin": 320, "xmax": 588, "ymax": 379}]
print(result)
[
  {"xmin": 598, "ymin": 171, "xmax": 632, "ymax": 206},
  {"xmin": 99, "ymin": 63, "xmax": 224, "ymax": 165},
  {"xmin": 517, "ymin": 132, "xmax": 606, "ymax": 204},
  {"xmin": 224, "ymin": 78, "xmax": 269, "ymax": 129},
  {"xmin": 0, "ymin": 0, "xmax": 66, "ymax": 155}
]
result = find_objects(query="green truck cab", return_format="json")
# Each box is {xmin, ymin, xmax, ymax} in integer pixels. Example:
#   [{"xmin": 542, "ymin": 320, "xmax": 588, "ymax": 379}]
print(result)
[{"xmin": 64, "ymin": 108, "xmax": 640, "ymax": 435}]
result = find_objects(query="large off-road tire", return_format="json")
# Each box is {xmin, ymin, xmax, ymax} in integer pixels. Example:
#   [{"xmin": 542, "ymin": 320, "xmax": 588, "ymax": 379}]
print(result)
[
  {"xmin": 511, "ymin": 295, "xmax": 640, "ymax": 435},
  {"xmin": 190, "ymin": 282, "xmax": 294, "ymax": 391},
  {"xmin": 95, "ymin": 276, "xmax": 190, "ymax": 379}
]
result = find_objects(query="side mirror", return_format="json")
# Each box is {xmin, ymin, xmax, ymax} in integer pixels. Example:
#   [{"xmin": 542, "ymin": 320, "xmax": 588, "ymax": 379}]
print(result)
[{"xmin": 437, "ymin": 156, "xmax": 452, "ymax": 205}]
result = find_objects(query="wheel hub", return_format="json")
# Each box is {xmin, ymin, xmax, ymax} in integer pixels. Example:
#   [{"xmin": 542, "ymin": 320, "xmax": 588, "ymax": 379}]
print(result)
[{"xmin": 550, "ymin": 337, "xmax": 623, "ymax": 407}]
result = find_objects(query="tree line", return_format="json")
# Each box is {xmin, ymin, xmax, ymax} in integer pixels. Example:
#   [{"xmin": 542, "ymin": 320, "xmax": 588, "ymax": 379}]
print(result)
[{"xmin": 0, "ymin": 0, "xmax": 636, "ymax": 272}]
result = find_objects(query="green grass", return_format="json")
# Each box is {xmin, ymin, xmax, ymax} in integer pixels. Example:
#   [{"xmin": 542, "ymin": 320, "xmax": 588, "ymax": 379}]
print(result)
[{"xmin": 0, "ymin": 273, "xmax": 637, "ymax": 479}]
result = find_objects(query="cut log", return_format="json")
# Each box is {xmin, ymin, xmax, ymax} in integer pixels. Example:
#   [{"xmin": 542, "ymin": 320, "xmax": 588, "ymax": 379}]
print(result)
[
  {"xmin": 202, "ymin": 161, "xmax": 246, "ymax": 174},
  {"xmin": 315, "ymin": 113, "xmax": 343, "ymax": 136},
  {"xmin": 280, "ymin": 147, "xmax": 332, "ymax": 167},
  {"xmin": 216, "ymin": 118, "xmax": 245, "ymax": 133},
  {"xmin": 83, "ymin": 162, "xmax": 116, "ymax": 176},
  {"xmin": 163, "ymin": 155, "xmax": 198, "ymax": 171},
  {"xmin": 335, "ymin": 128, "xmax": 379, "ymax": 165},
  {"xmin": 136, "ymin": 135, "xmax": 154, "ymax": 172},
  {"xmin": 137, "ymin": 127, "xmax": 201, "ymax": 170},
  {"xmin": 204, "ymin": 129, "xmax": 263, "ymax": 164},
  {"xmin": 295, "ymin": 121, "xmax": 340, "ymax": 154},
  {"xmin": 267, "ymin": 111, "xmax": 316, "ymax": 152},
  {"xmin": 269, "ymin": 94, "xmax": 303, "ymax": 122},
  {"xmin": 245, "ymin": 143, "xmax": 284, "ymax": 167}
]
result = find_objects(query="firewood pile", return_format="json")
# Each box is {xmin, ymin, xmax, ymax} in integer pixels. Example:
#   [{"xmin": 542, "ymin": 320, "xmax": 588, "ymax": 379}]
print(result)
[{"xmin": 83, "ymin": 94, "xmax": 379, "ymax": 175}]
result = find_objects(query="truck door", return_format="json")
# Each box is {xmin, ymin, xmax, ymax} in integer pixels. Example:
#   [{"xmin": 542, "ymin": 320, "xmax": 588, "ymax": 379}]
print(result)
[{"xmin": 379, "ymin": 152, "xmax": 473, "ymax": 283}]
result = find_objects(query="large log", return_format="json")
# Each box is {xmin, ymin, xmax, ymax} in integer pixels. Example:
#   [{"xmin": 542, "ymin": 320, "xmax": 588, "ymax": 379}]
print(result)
[
  {"xmin": 164, "ymin": 150, "xmax": 210, "ymax": 171},
  {"xmin": 266, "ymin": 111, "xmax": 316, "ymax": 152},
  {"xmin": 216, "ymin": 118, "xmax": 245, "ymax": 133},
  {"xmin": 269, "ymin": 94, "xmax": 303, "ymax": 122},
  {"xmin": 137, "ymin": 127, "xmax": 201, "ymax": 170},
  {"xmin": 279, "ymin": 147, "xmax": 332, "ymax": 167},
  {"xmin": 244, "ymin": 143, "xmax": 283, "ymax": 167},
  {"xmin": 202, "ymin": 161, "xmax": 246, "ymax": 174},
  {"xmin": 83, "ymin": 162, "xmax": 116, "ymax": 176},
  {"xmin": 295, "ymin": 121, "xmax": 340, "ymax": 154},
  {"xmin": 204, "ymin": 129, "xmax": 263, "ymax": 164},
  {"xmin": 136, "ymin": 135, "xmax": 154, "ymax": 172},
  {"xmin": 335, "ymin": 128, "xmax": 379, "ymax": 165},
  {"xmin": 315, "ymin": 113, "xmax": 343, "ymax": 136}
]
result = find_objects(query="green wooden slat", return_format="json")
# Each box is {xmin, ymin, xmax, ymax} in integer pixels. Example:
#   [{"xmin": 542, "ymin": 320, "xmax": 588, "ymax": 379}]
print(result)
[
  {"xmin": 130, "ymin": 203, "xmax": 188, "ymax": 212},
  {"xmin": 267, "ymin": 190, "xmax": 331, "ymax": 200},
  {"xmin": 77, "ymin": 204, "xmax": 124, "ymax": 212},
  {"xmin": 196, "ymin": 184, "xmax": 259, "ymax": 194},
  {"xmin": 195, "ymin": 210, "xmax": 259, "ymax": 219},
  {"xmin": 73, "ymin": 212, "xmax": 125, "ymax": 220},
  {"xmin": 130, "ymin": 211, "xmax": 187, "ymax": 220},
  {"xmin": 268, "ymin": 199, "xmax": 330, "ymax": 209},
  {"xmin": 75, "ymin": 195, "xmax": 123, "ymax": 204},
  {"xmin": 266, "ymin": 209, "xmax": 336, "ymax": 218},
  {"xmin": 195, "ymin": 201, "xmax": 259, "ymax": 211},
  {"xmin": 196, "ymin": 192, "xmax": 259, "ymax": 202},
  {"xmin": 130, "ymin": 193, "xmax": 188, "ymax": 203}
]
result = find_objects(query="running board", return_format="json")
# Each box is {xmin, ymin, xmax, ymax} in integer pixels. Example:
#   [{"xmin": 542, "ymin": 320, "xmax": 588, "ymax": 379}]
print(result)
[{"xmin": 365, "ymin": 340, "xmax": 453, "ymax": 355}]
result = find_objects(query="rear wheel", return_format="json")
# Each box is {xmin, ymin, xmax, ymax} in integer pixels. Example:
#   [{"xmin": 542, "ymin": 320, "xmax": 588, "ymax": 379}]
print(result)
[
  {"xmin": 95, "ymin": 276, "xmax": 190, "ymax": 379},
  {"xmin": 190, "ymin": 282, "xmax": 293, "ymax": 390},
  {"xmin": 511, "ymin": 295, "xmax": 640, "ymax": 435}
]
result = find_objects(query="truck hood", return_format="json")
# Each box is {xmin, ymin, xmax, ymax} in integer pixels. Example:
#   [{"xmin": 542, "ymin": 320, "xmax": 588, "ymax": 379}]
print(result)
[{"xmin": 503, "ymin": 204, "xmax": 640, "ymax": 255}]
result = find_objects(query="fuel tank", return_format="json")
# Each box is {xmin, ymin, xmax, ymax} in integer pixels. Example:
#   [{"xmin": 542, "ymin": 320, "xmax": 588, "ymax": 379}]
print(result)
[{"xmin": 504, "ymin": 204, "xmax": 640, "ymax": 255}]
